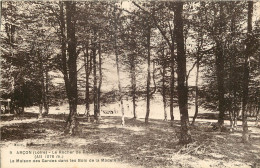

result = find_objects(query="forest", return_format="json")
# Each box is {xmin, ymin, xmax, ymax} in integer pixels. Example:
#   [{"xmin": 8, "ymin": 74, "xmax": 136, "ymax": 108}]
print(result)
[{"xmin": 0, "ymin": 1, "xmax": 260, "ymax": 168}]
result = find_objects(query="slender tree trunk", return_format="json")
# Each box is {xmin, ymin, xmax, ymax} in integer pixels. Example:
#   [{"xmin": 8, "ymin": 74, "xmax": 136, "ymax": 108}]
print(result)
[
  {"xmin": 161, "ymin": 47, "xmax": 167, "ymax": 121},
  {"xmin": 191, "ymin": 3, "xmax": 204, "ymax": 126},
  {"xmin": 43, "ymin": 70, "xmax": 49, "ymax": 115},
  {"xmin": 97, "ymin": 41, "xmax": 102, "ymax": 122},
  {"xmin": 145, "ymin": 25, "xmax": 151, "ymax": 124},
  {"xmin": 170, "ymin": 45, "xmax": 175, "ymax": 126},
  {"xmin": 84, "ymin": 41, "xmax": 91, "ymax": 121},
  {"xmin": 230, "ymin": 4, "xmax": 238, "ymax": 130},
  {"xmin": 115, "ymin": 57, "xmax": 125, "ymax": 126},
  {"xmin": 115, "ymin": 50, "xmax": 124, "ymax": 126},
  {"xmin": 92, "ymin": 34, "xmax": 98, "ymax": 122},
  {"xmin": 131, "ymin": 58, "xmax": 137, "ymax": 119},
  {"xmin": 38, "ymin": 51, "xmax": 44, "ymax": 119},
  {"xmin": 192, "ymin": 53, "xmax": 200, "ymax": 125},
  {"xmin": 129, "ymin": 26, "xmax": 137, "ymax": 119},
  {"xmin": 216, "ymin": 3, "xmax": 225, "ymax": 127},
  {"xmin": 242, "ymin": 1, "xmax": 253, "ymax": 143},
  {"xmin": 228, "ymin": 60, "xmax": 235, "ymax": 131},
  {"xmin": 174, "ymin": 2, "xmax": 192, "ymax": 144},
  {"xmin": 114, "ymin": 9, "xmax": 124, "ymax": 126},
  {"xmin": 64, "ymin": 1, "xmax": 79, "ymax": 135},
  {"xmin": 162, "ymin": 62, "xmax": 167, "ymax": 121},
  {"xmin": 170, "ymin": 16, "xmax": 176, "ymax": 126}
]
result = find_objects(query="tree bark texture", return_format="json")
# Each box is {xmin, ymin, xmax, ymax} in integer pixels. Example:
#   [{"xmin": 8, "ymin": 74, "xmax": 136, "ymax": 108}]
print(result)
[
  {"xmin": 145, "ymin": 25, "xmax": 151, "ymax": 124},
  {"xmin": 162, "ymin": 48, "xmax": 167, "ymax": 121},
  {"xmin": 92, "ymin": 33, "xmax": 98, "ymax": 122},
  {"xmin": 63, "ymin": 2, "xmax": 79, "ymax": 135},
  {"xmin": 216, "ymin": 3, "xmax": 225, "ymax": 127},
  {"xmin": 130, "ymin": 56, "xmax": 137, "ymax": 119},
  {"xmin": 97, "ymin": 41, "xmax": 102, "ymax": 122},
  {"xmin": 242, "ymin": 1, "xmax": 253, "ymax": 143},
  {"xmin": 83, "ymin": 40, "xmax": 91, "ymax": 121},
  {"xmin": 174, "ymin": 2, "xmax": 192, "ymax": 144},
  {"xmin": 170, "ymin": 45, "xmax": 175, "ymax": 126}
]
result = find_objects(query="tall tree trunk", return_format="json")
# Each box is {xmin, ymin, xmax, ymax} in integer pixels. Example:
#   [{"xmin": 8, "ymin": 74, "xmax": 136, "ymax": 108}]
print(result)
[
  {"xmin": 162, "ymin": 50, "xmax": 167, "ymax": 121},
  {"xmin": 174, "ymin": 2, "xmax": 192, "ymax": 144},
  {"xmin": 116, "ymin": 52, "xmax": 125, "ymax": 126},
  {"xmin": 129, "ymin": 26, "xmax": 137, "ymax": 119},
  {"xmin": 64, "ymin": 1, "xmax": 79, "ymax": 135},
  {"xmin": 145, "ymin": 25, "xmax": 151, "ymax": 124},
  {"xmin": 114, "ymin": 9, "xmax": 125, "ymax": 126},
  {"xmin": 38, "ymin": 50, "xmax": 44, "ymax": 119},
  {"xmin": 131, "ymin": 57, "xmax": 137, "ymax": 119},
  {"xmin": 84, "ymin": 40, "xmax": 91, "ymax": 121},
  {"xmin": 216, "ymin": 3, "xmax": 225, "ymax": 127},
  {"xmin": 97, "ymin": 41, "xmax": 102, "ymax": 122},
  {"xmin": 92, "ymin": 32, "xmax": 98, "ymax": 122},
  {"xmin": 242, "ymin": 1, "xmax": 253, "ymax": 143},
  {"xmin": 59, "ymin": 2, "xmax": 70, "ymax": 105},
  {"xmin": 191, "ymin": 6, "xmax": 204, "ymax": 125},
  {"xmin": 170, "ymin": 14, "xmax": 175, "ymax": 126},
  {"xmin": 170, "ymin": 45, "xmax": 175, "ymax": 126},
  {"xmin": 192, "ymin": 53, "xmax": 200, "ymax": 125},
  {"xmin": 43, "ymin": 70, "xmax": 49, "ymax": 115},
  {"xmin": 229, "ymin": 3, "xmax": 238, "ymax": 130}
]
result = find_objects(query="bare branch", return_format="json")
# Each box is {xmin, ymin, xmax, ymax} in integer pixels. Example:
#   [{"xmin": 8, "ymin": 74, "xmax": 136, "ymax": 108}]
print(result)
[
  {"xmin": 132, "ymin": 1, "xmax": 172, "ymax": 47},
  {"xmin": 186, "ymin": 47, "xmax": 214, "ymax": 79}
]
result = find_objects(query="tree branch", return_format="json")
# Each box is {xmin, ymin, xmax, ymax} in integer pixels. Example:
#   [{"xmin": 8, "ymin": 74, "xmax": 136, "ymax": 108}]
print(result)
[
  {"xmin": 186, "ymin": 47, "xmax": 214, "ymax": 79},
  {"xmin": 132, "ymin": 1, "xmax": 172, "ymax": 47}
]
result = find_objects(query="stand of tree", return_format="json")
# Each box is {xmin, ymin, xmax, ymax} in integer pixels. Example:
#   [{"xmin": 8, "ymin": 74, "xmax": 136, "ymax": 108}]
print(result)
[{"xmin": 1, "ymin": 1, "xmax": 259, "ymax": 144}]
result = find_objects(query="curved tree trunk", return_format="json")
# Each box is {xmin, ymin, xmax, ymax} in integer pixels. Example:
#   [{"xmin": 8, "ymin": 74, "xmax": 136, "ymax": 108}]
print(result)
[
  {"xmin": 192, "ymin": 55, "xmax": 199, "ymax": 126},
  {"xmin": 191, "ymin": 3, "xmax": 204, "ymax": 126}
]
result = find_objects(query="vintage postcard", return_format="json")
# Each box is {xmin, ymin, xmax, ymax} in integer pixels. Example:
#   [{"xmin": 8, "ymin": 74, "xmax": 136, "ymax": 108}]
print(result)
[{"xmin": 1, "ymin": 1, "xmax": 259, "ymax": 168}]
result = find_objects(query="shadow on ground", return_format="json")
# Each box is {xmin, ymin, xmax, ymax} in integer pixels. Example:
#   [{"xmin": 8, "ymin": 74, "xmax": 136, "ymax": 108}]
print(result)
[{"xmin": 1, "ymin": 112, "xmax": 260, "ymax": 168}]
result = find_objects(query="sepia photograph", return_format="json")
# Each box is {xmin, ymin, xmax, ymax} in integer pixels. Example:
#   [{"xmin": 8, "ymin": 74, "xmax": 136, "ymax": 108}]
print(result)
[{"xmin": 0, "ymin": 1, "xmax": 260, "ymax": 168}]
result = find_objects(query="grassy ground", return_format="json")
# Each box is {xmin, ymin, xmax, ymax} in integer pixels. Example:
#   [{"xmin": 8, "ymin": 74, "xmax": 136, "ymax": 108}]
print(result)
[{"xmin": 1, "ymin": 112, "xmax": 260, "ymax": 168}]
